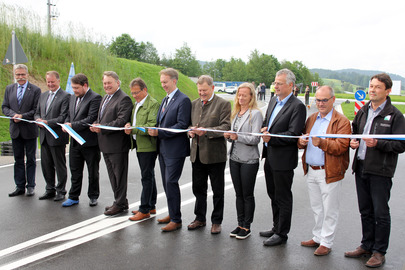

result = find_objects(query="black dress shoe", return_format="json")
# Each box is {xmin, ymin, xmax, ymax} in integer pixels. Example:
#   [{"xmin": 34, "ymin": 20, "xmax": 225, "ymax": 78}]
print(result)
[
  {"xmin": 26, "ymin": 187, "xmax": 35, "ymax": 196},
  {"xmin": 54, "ymin": 193, "xmax": 65, "ymax": 201},
  {"xmin": 9, "ymin": 188, "xmax": 25, "ymax": 197},
  {"xmin": 39, "ymin": 192, "xmax": 56, "ymax": 200},
  {"xmin": 263, "ymin": 234, "xmax": 287, "ymax": 246},
  {"xmin": 89, "ymin": 198, "xmax": 98, "ymax": 206},
  {"xmin": 259, "ymin": 229, "xmax": 275, "ymax": 237}
]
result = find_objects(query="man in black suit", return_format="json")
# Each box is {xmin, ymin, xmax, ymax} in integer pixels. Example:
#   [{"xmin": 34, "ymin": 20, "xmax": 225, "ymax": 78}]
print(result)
[
  {"xmin": 148, "ymin": 68, "xmax": 191, "ymax": 232},
  {"xmin": 2, "ymin": 64, "xmax": 41, "ymax": 197},
  {"xmin": 260, "ymin": 68, "xmax": 306, "ymax": 246},
  {"xmin": 62, "ymin": 73, "xmax": 101, "ymax": 207},
  {"xmin": 35, "ymin": 71, "xmax": 70, "ymax": 201},
  {"xmin": 90, "ymin": 71, "xmax": 133, "ymax": 216}
]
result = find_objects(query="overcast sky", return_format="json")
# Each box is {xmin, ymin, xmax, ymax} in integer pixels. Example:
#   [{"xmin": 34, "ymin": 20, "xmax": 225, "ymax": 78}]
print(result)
[{"xmin": 2, "ymin": 0, "xmax": 405, "ymax": 77}]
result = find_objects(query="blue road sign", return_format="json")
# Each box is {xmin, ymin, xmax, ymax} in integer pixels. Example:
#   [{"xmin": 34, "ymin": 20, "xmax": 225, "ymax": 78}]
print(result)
[{"xmin": 355, "ymin": 90, "xmax": 366, "ymax": 101}]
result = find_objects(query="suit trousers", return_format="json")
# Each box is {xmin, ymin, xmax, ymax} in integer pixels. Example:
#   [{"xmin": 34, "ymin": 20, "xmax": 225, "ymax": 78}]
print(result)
[
  {"xmin": 103, "ymin": 152, "xmax": 129, "ymax": 209},
  {"xmin": 264, "ymin": 158, "xmax": 294, "ymax": 239},
  {"xmin": 191, "ymin": 153, "xmax": 225, "ymax": 224},
  {"xmin": 136, "ymin": 151, "xmax": 158, "ymax": 213},
  {"xmin": 68, "ymin": 145, "xmax": 100, "ymax": 201},
  {"xmin": 229, "ymin": 159, "xmax": 259, "ymax": 229},
  {"xmin": 306, "ymin": 167, "xmax": 342, "ymax": 248},
  {"xmin": 40, "ymin": 141, "xmax": 67, "ymax": 194},
  {"xmin": 12, "ymin": 136, "xmax": 37, "ymax": 189},
  {"xmin": 355, "ymin": 161, "xmax": 392, "ymax": 255},
  {"xmin": 158, "ymin": 155, "xmax": 185, "ymax": 223}
]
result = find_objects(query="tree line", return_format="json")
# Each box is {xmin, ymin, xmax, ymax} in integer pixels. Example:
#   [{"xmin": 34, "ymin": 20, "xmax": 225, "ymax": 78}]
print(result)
[{"xmin": 109, "ymin": 34, "xmax": 323, "ymax": 89}]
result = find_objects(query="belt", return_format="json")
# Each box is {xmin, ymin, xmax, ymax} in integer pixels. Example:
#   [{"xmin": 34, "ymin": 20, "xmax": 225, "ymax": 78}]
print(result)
[{"xmin": 309, "ymin": 165, "xmax": 325, "ymax": 170}]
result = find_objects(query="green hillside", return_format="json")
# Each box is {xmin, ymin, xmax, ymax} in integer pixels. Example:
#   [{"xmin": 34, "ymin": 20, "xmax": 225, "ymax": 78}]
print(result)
[{"xmin": 0, "ymin": 3, "xmax": 198, "ymax": 142}]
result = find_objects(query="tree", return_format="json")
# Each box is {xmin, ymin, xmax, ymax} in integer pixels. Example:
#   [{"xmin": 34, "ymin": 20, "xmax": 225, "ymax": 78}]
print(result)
[
  {"xmin": 171, "ymin": 43, "xmax": 201, "ymax": 77},
  {"xmin": 109, "ymin": 33, "xmax": 141, "ymax": 60},
  {"xmin": 247, "ymin": 50, "xmax": 280, "ymax": 85},
  {"xmin": 222, "ymin": 58, "xmax": 247, "ymax": 81},
  {"xmin": 202, "ymin": 58, "xmax": 227, "ymax": 80},
  {"xmin": 139, "ymin": 41, "xmax": 160, "ymax": 65}
]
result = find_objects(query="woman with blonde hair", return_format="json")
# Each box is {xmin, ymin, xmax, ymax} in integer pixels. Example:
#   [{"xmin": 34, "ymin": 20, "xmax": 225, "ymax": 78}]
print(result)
[{"xmin": 224, "ymin": 82, "xmax": 263, "ymax": 240}]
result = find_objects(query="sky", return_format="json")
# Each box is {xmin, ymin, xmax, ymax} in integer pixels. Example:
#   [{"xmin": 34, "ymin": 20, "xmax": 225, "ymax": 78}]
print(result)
[{"xmin": 2, "ymin": 0, "xmax": 405, "ymax": 77}]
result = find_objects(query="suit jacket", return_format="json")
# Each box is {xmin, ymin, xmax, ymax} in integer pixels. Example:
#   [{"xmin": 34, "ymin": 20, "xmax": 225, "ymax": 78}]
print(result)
[
  {"xmin": 96, "ymin": 88, "xmax": 133, "ymax": 154},
  {"xmin": 2, "ymin": 82, "xmax": 41, "ymax": 140},
  {"xmin": 156, "ymin": 89, "xmax": 191, "ymax": 159},
  {"xmin": 262, "ymin": 94, "xmax": 306, "ymax": 170},
  {"xmin": 190, "ymin": 94, "xmax": 231, "ymax": 164},
  {"xmin": 34, "ymin": 88, "xmax": 70, "ymax": 146},
  {"xmin": 66, "ymin": 88, "xmax": 101, "ymax": 148},
  {"xmin": 229, "ymin": 108, "xmax": 263, "ymax": 162}
]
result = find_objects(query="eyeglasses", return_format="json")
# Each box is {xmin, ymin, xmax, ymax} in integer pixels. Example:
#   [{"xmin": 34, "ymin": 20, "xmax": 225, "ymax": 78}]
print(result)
[
  {"xmin": 274, "ymin": 82, "xmax": 285, "ymax": 87},
  {"xmin": 15, "ymin": 73, "xmax": 27, "ymax": 77},
  {"xmin": 315, "ymin": 97, "xmax": 333, "ymax": 103},
  {"xmin": 131, "ymin": 89, "xmax": 143, "ymax": 96}
]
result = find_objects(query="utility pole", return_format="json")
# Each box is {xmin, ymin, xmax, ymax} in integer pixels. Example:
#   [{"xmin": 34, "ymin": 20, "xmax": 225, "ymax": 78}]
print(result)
[{"xmin": 47, "ymin": 0, "xmax": 59, "ymax": 35}]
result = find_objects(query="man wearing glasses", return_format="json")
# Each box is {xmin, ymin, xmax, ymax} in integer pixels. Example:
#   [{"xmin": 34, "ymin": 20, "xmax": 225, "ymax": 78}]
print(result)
[{"xmin": 298, "ymin": 85, "xmax": 351, "ymax": 256}]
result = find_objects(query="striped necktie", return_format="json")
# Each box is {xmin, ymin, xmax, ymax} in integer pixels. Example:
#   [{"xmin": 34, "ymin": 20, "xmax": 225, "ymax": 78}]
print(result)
[
  {"xmin": 17, "ymin": 86, "xmax": 24, "ymax": 106},
  {"xmin": 100, "ymin": 95, "xmax": 112, "ymax": 118}
]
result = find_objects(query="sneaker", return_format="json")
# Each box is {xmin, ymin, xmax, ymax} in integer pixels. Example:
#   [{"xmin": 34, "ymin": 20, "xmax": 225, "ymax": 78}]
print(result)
[
  {"xmin": 62, "ymin": 198, "xmax": 79, "ymax": 207},
  {"xmin": 236, "ymin": 228, "xmax": 251, "ymax": 240},
  {"xmin": 230, "ymin": 227, "xmax": 242, "ymax": 237}
]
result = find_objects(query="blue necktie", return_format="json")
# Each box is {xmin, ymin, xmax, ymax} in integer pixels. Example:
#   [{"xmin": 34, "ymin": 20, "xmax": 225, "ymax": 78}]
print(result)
[{"xmin": 17, "ymin": 86, "xmax": 23, "ymax": 106}]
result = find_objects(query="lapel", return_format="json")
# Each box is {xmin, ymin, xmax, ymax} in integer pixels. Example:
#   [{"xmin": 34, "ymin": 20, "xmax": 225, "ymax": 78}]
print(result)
[
  {"xmin": 159, "ymin": 90, "xmax": 179, "ymax": 122},
  {"xmin": 266, "ymin": 97, "xmax": 277, "ymax": 126},
  {"xmin": 269, "ymin": 95, "xmax": 294, "ymax": 129},
  {"xmin": 99, "ymin": 89, "xmax": 119, "ymax": 121},
  {"xmin": 73, "ymin": 88, "xmax": 91, "ymax": 119},
  {"xmin": 233, "ymin": 109, "xmax": 251, "ymax": 132},
  {"xmin": 45, "ymin": 90, "xmax": 59, "ymax": 116}
]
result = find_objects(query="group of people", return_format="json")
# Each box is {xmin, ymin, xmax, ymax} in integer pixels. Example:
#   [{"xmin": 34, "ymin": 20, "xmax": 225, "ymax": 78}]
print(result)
[{"xmin": 3, "ymin": 64, "xmax": 404, "ymax": 268}]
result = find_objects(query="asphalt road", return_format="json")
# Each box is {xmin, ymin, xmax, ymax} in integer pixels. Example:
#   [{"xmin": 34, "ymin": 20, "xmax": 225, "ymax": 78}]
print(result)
[{"xmin": 0, "ymin": 95, "xmax": 404, "ymax": 270}]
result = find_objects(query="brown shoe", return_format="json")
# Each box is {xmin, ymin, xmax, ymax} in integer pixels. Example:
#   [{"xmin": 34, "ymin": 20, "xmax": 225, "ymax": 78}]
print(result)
[
  {"xmin": 104, "ymin": 205, "xmax": 125, "ymax": 216},
  {"xmin": 129, "ymin": 211, "xmax": 150, "ymax": 221},
  {"xmin": 157, "ymin": 215, "xmax": 171, "ymax": 224},
  {"xmin": 187, "ymin": 220, "xmax": 206, "ymax": 230},
  {"xmin": 131, "ymin": 209, "xmax": 156, "ymax": 215},
  {"xmin": 365, "ymin": 252, "xmax": 385, "ymax": 268},
  {"xmin": 211, "ymin": 224, "xmax": 221, "ymax": 234},
  {"xmin": 344, "ymin": 246, "xmax": 372, "ymax": 258},
  {"xmin": 161, "ymin": 221, "xmax": 182, "ymax": 232},
  {"xmin": 301, "ymin": 239, "xmax": 320, "ymax": 247},
  {"xmin": 314, "ymin": 245, "xmax": 331, "ymax": 256}
]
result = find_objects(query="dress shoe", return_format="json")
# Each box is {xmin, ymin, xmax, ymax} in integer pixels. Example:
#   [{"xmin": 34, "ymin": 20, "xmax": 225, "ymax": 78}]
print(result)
[
  {"xmin": 187, "ymin": 220, "xmax": 206, "ymax": 230},
  {"xmin": 211, "ymin": 224, "xmax": 221, "ymax": 234},
  {"xmin": 26, "ymin": 187, "xmax": 35, "ymax": 196},
  {"xmin": 365, "ymin": 252, "xmax": 385, "ymax": 268},
  {"xmin": 89, "ymin": 198, "xmax": 98, "ymax": 207},
  {"xmin": 263, "ymin": 234, "xmax": 287, "ymax": 246},
  {"xmin": 161, "ymin": 222, "xmax": 182, "ymax": 232},
  {"xmin": 314, "ymin": 245, "xmax": 331, "ymax": 256},
  {"xmin": 129, "ymin": 211, "xmax": 150, "ymax": 221},
  {"xmin": 132, "ymin": 208, "xmax": 156, "ymax": 215},
  {"xmin": 344, "ymin": 246, "xmax": 372, "ymax": 258},
  {"xmin": 104, "ymin": 205, "xmax": 125, "ymax": 216},
  {"xmin": 54, "ymin": 193, "xmax": 65, "ymax": 201},
  {"xmin": 301, "ymin": 239, "xmax": 320, "ymax": 247},
  {"xmin": 157, "ymin": 215, "xmax": 171, "ymax": 224},
  {"xmin": 259, "ymin": 229, "xmax": 275, "ymax": 238},
  {"xmin": 62, "ymin": 198, "xmax": 79, "ymax": 207},
  {"xmin": 106, "ymin": 204, "xmax": 128, "ymax": 211},
  {"xmin": 8, "ymin": 188, "xmax": 25, "ymax": 197},
  {"xmin": 39, "ymin": 192, "xmax": 55, "ymax": 200}
]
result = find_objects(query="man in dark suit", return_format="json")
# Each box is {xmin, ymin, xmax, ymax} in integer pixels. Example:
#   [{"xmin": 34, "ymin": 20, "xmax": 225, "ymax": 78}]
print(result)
[
  {"xmin": 35, "ymin": 71, "xmax": 70, "ymax": 201},
  {"xmin": 2, "ymin": 64, "xmax": 41, "ymax": 197},
  {"xmin": 62, "ymin": 73, "xmax": 101, "ymax": 207},
  {"xmin": 260, "ymin": 68, "xmax": 306, "ymax": 246},
  {"xmin": 188, "ymin": 75, "xmax": 231, "ymax": 234},
  {"xmin": 148, "ymin": 68, "xmax": 191, "ymax": 232},
  {"xmin": 90, "ymin": 71, "xmax": 133, "ymax": 216}
]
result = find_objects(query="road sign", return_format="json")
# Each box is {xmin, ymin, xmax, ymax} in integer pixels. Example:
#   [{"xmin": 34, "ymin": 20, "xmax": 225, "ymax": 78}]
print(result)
[
  {"xmin": 2, "ymin": 31, "xmax": 28, "ymax": 65},
  {"xmin": 311, "ymin": 82, "xmax": 318, "ymax": 87},
  {"xmin": 355, "ymin": 100, "xmax": 365, "ymax": 115},
  {"xmin": 355, "ymin": 90, "xmax": 366, "ymax": 101}
]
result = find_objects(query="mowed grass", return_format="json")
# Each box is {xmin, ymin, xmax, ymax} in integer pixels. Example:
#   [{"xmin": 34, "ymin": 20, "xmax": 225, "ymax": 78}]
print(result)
[{"xmin": 340, "ymin": 101, "xmax": 405, "ymax": 121}]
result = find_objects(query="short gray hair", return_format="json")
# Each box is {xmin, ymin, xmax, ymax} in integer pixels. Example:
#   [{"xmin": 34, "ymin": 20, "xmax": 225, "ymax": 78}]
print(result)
[
  {"xmin": 14, "ymin": 64, "xmax": 28, "ymax": 73},
  {"xmin": 196, "ymin": 75, "xmax": 213, "ymax": 86},
  {"xmin": 276, "ymin": 68, "xmax": 296, "ymax": 86}
]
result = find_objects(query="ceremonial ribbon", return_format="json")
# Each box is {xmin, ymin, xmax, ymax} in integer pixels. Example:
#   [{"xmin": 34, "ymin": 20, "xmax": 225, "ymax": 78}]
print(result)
[
  {"xmin": 57, "ymin": 123, "xmax": 86, "ymax": 145},
  {"xmin": 0, "ymin": 116, "xmax": 59, "ymax": 139}
]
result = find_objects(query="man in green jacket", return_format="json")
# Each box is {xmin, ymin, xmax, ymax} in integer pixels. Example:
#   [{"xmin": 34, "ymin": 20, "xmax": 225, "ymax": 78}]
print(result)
[{"xmin": 125, "ymin": 78, "xmax": 160, "ymax": 221}]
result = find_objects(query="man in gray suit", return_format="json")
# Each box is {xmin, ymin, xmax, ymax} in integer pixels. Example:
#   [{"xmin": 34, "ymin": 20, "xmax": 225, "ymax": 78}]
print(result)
[
  {"xmin": 188, "ymin": 75, "xmax": 231, "ymax": 234},
  {"xmin": 90, "ymin": 71, "xmax": 133, "ymax": 216},
  {"xmin": 35, "ymin": 71, "xmax": 70, "ymax": 201},
  {"xmin": 2, "ymin": 64, "xmax": 41, "ymax": 197},
  {"xmin": 62, "ymin": 73, "xmax": 101, "ymax": 207}
]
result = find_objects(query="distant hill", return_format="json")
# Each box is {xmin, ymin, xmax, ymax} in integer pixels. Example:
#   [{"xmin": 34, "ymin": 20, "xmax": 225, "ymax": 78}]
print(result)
[{"xmin": 310, "ymin": 68, "xmax": 405, "ymax": 90}]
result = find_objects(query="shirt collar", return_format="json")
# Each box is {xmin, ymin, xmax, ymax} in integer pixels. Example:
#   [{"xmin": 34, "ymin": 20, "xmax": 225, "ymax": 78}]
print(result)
[
  {"xmin": 368, "ymin": 99, "xmax": 387, "ymax": 112},
  {"xmin": 317, "ymin": 108, "xmax": 333, "ymax": 121},
  {"xmin": 277, "ymin": 92, "xmax": 293, "ymax": 105},
  {"xmin": 18, "ymin": 81, "xmax": 28, "ymax": 89},
  {"xmin": 167, "ymin": 88, "xmax": 178, "ymax": 100},
  {"xmin": 137, "ymin": 94, "xmax": 148, "ymax": 106}
]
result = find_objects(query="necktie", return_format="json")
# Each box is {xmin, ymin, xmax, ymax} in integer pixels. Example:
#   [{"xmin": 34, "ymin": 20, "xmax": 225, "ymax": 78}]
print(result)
[
  {"xmin": 75, "ymin": 97, "xmax": 82, "ymax": 113},
  {"xmin": 46, "ymin": 92, "xmax": 55, "ymax": 113},
  {"xmin": 100, "ymin": 95, "xmax": 111, "ymax": 118},
  {"xmin": 161, "ymin": 96, "xmax": 168, "ymax": 113},
  {"xmin": 17, "ymin": 86, "xmax": 23, "ymax": 106}
]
